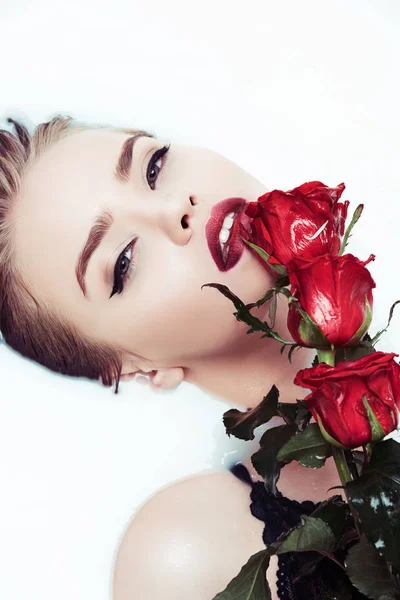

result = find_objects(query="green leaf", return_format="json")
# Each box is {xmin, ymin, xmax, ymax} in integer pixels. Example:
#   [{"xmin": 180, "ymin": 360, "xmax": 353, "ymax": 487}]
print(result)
[
  {"xmin": 288, "ymin": 343, "xmax": 301, "ymax": 363},
  {"xmin": 276, "ymin": 402, "xmax": 298, "ymax": 424},
  {"xmin": 276, "ymin": 399, "xmax": 312, "ymax": 430},
  {"xmin": 294, "ymin": 401, "xmax": 313, "ymax": 431},
  {"xmin": 312, "ymin": 354, "xmax": 319, "ymax": 367},
  {"xmin": 271, "ymin": 516, "xmax": 336, "ymax": 555},
  {"xmin": 212, "ymin": 550, "xmax": 271, "ymax": 600},
  {"xmin": 344, "ymin": 449, "xmax": 364, "ymax": 479},
  {"xmin": 315, "ymin": 413, "xmax": 349, "ymax": 450},
  {"xmin": 296, "ymin": 305, "xmax": 331, "ymax": 347},
  {"xmin": 348, "ymin": 450, "xmax": 366, "ymax": 475},
  {"xmin": 346, "ymin": 535, "xmax": 400, "ymax": 600},
  {"xmin": 251, "ymin": 424, "xmax": 297, "ymax": 495},
  {"xmin": 345, "ymin": 439, "xmax": 400, "ymax": 570},
  {"xmin": 240, "ymin": 238, "xmax": 287, "ymax": 276},
  {"xmin": 277, "ymin": 423, "xmax": 333, "ymax": 468},
  {"xmin": 292, "ymin": 554, "xmax": 325, "ymax": 583},
  {"xmin": 347, "ymin": 296, "xmax": 373, "ymax": 347},
  {"xmin": 268, "ymin": 291, "xmax": 277, "ymax": 328},
  {"xmin": 309, "ymin": 496, "xmax": 352, "ymax": 542},
  {"xmin": 222, "ymin": 385, "xmax": 280, "ymax": 441},
  {"xmin": 274, "ymin": 274, "xmax": 290, "ymax": 289},
  {"xmin": 245, "ymin": 276, "xmax": 290, "ymax": 312},
  {"xmin": 201, "ymin": 282, "xmax": 293, "ymax": 345},
  {"xmin": 369, "ymin": 300, "xmax": 400, "ymax": 346},
  {"xmin": 335, "ymin": 330, "xmax": 378, "ymax": 364},
  {"xmin": 279, "ymin": 342, "xmax": 301, "ymax": 361},
  {"xmin": 362, "ymin": 395, "xmax": 386, "ymax": 443},
  {"xmin": 244, "ymin": 288, "xmax": 275, "ymax": 311},
  {"xmin": 335, "ymin": 342, "xmax": 377, "ymax": 364},
  {"xmin": 338, "ymin": 203, "xmax": 364, "ymax": 256}
]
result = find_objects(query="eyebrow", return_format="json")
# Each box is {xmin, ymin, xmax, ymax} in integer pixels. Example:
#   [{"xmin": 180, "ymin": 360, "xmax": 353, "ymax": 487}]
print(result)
[
  {"xmin": 75, "ymin": 133, "xmax": 148, "ymax": 298},
  {"xmin": 114, "ymin": 132, "xmax": 149, "ymax": 183},
  {"xmin": 75, "ymin": 209, "xmax": 114, "ymax": 298}
]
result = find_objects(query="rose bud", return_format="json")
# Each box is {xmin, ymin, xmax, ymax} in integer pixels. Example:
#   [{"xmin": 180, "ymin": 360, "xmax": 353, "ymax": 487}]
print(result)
[
  {"xmin": 241, "ymin": 181, "xmax": 349, "ymax": 276},
  {"xmin": 294, "ymin": 352, "xmax": 400, "ymax": 448},
  {"xmin": 287, "ymin": 253, "xmax": 375, "ymax": 348}
]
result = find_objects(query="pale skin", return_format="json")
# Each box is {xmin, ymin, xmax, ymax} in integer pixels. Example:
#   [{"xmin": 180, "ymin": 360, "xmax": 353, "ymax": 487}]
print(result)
[{"xmin": 13, "ymin": 129, "xmax": 343, "ymax": 598}]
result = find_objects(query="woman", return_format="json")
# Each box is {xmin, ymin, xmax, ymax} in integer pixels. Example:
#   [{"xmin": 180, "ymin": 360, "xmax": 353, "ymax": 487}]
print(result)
[{"xmin": 0, "ymin": 115, "xmax": 342, "ymax": 598}]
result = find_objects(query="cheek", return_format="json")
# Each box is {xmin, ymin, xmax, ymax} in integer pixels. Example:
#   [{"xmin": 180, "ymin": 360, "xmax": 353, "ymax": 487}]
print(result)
[
  {"xmin": 132, "ymin": 271, "xmax": 270, "ymax": 363},
  {"xmin": 129, "ymin": 277, "xmax": 239, "ymax": 361},
  {"xmin": 133, "ymin": 242, "xmax": 273, "ymax": 350},
  {"xmin": 195, "ymin": 148, "xmax": 267, "ymax": 201}
]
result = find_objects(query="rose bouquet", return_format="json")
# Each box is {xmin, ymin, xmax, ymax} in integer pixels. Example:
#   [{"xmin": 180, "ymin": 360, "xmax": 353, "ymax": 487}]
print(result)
[{"xmin": 205, "ymin": 182, "xmax": 400, "ymax": 599}]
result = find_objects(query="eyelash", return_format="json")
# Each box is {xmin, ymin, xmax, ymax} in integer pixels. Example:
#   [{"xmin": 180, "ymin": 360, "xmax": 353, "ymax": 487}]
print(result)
[{"xmin": 109, "ymin": 144, "xmax": 170, "ymax": 299}]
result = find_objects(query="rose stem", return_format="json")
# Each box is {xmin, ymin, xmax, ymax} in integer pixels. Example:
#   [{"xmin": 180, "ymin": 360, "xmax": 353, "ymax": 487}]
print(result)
[
  {"xmin": 316, "ymin": 349, "xmax": 335, "ymax": 366},
  {"xmin": 316, "ymin": 348, "xmax": 362, "ymax": 537},
  {"xmin": 331, "ymin": 445, "xmax": 353, "ymax": 485}
]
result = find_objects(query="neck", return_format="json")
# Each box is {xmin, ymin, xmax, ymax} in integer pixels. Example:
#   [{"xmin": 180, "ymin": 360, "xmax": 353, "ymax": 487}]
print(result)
[
  {"xmin": 185, "ymin": 298, "xmax": 344, "ymax": 503},
  {"xmin": 185, "ymin": 296, "xmax": 315, "ymax": 409}
]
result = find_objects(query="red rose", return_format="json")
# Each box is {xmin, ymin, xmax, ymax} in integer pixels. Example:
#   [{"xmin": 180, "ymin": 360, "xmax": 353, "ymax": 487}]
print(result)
[
  {"xmin": 287, "ymin": 253, "xmax": 375, "ymax": 348},
  {"xmin": 241, "ymin": 181, "xmax": 349, "ymax": 275},
  {"xmin": 294, "ymin": 352, "xmax": 400, "ymax": 448}
]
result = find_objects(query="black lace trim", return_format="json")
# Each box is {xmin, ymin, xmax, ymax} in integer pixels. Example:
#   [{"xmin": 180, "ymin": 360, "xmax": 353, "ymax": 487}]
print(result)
[{"xmin": 230, "ymin": 463, "xmax": 364, "ymax": 600}]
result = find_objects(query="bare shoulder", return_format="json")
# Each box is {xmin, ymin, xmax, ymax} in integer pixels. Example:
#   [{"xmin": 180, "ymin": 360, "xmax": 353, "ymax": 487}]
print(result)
[{"xmin": 112, "ymin": 470, "xmax": 277, "ymax": 600}]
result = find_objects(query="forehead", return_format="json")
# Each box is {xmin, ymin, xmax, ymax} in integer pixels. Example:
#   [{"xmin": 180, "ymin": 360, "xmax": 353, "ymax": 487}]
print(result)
[
  {"xmin": 22, "ymin": 128, "xmax": 128, "ymax": 203},
  {"xmin": 13, "ymin": 129, "xmax": 128, "ymax": 310}
]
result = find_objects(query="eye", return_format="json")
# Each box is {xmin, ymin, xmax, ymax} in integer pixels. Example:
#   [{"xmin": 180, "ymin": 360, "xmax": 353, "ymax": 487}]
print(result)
[
  {"xmin": 146, "ymin": 144, "xmax": 170, "ymax": 190},
  {"xmin": 109, "ymin": 144, "xmax": 170, "ymax": 299},
  {"xmin": 109, "ymin": 237, "xmax": 138, "ymax": 299}
]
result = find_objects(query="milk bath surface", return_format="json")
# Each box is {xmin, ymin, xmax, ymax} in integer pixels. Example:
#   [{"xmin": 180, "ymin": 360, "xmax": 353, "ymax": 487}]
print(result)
[{"xmin": 0, "ymin": 341, "xmax": 261, "ymax": 600}]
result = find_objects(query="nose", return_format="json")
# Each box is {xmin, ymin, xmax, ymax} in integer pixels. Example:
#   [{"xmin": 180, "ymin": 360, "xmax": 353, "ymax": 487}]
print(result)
[{"xmin": 151, "ymin": 193, "xmax": 196, "ymax": 245}]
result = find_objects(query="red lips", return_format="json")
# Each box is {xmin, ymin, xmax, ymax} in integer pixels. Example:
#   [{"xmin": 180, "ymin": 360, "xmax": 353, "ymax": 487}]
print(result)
[{"xmin": 205, "ymin": 198, "xmax": 251, "ymax": 271}]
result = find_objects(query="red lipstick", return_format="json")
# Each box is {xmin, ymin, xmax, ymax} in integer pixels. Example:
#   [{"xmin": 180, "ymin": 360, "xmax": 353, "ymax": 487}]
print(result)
[{"xmin": 205, "ymin": 197, "xmax": 252, "ymax": 271}]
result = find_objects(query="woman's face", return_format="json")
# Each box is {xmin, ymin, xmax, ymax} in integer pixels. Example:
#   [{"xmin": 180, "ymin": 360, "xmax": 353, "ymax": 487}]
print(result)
[{"xmin": 14, "ymin": 129, "xmax": 272, "ymax": 374}]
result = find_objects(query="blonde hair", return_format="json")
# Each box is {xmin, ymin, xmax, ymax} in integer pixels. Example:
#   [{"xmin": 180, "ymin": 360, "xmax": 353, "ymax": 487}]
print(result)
[{"xmin": 0, "ymin": 115, "xmax": 154, "ymax": 393}]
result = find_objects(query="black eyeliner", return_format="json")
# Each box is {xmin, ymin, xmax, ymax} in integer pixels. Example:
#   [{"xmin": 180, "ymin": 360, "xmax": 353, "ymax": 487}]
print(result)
[
  {"xmin": 146, "ymin": 144, "xmax": 170, "ymax": 190},
  {"xmin": 109, "ymin": 143, "xmax": 170, "ymax": 298},
  {"xmin": 109, "ymin": 238, "xmax": 137, "ymax": 299}
]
